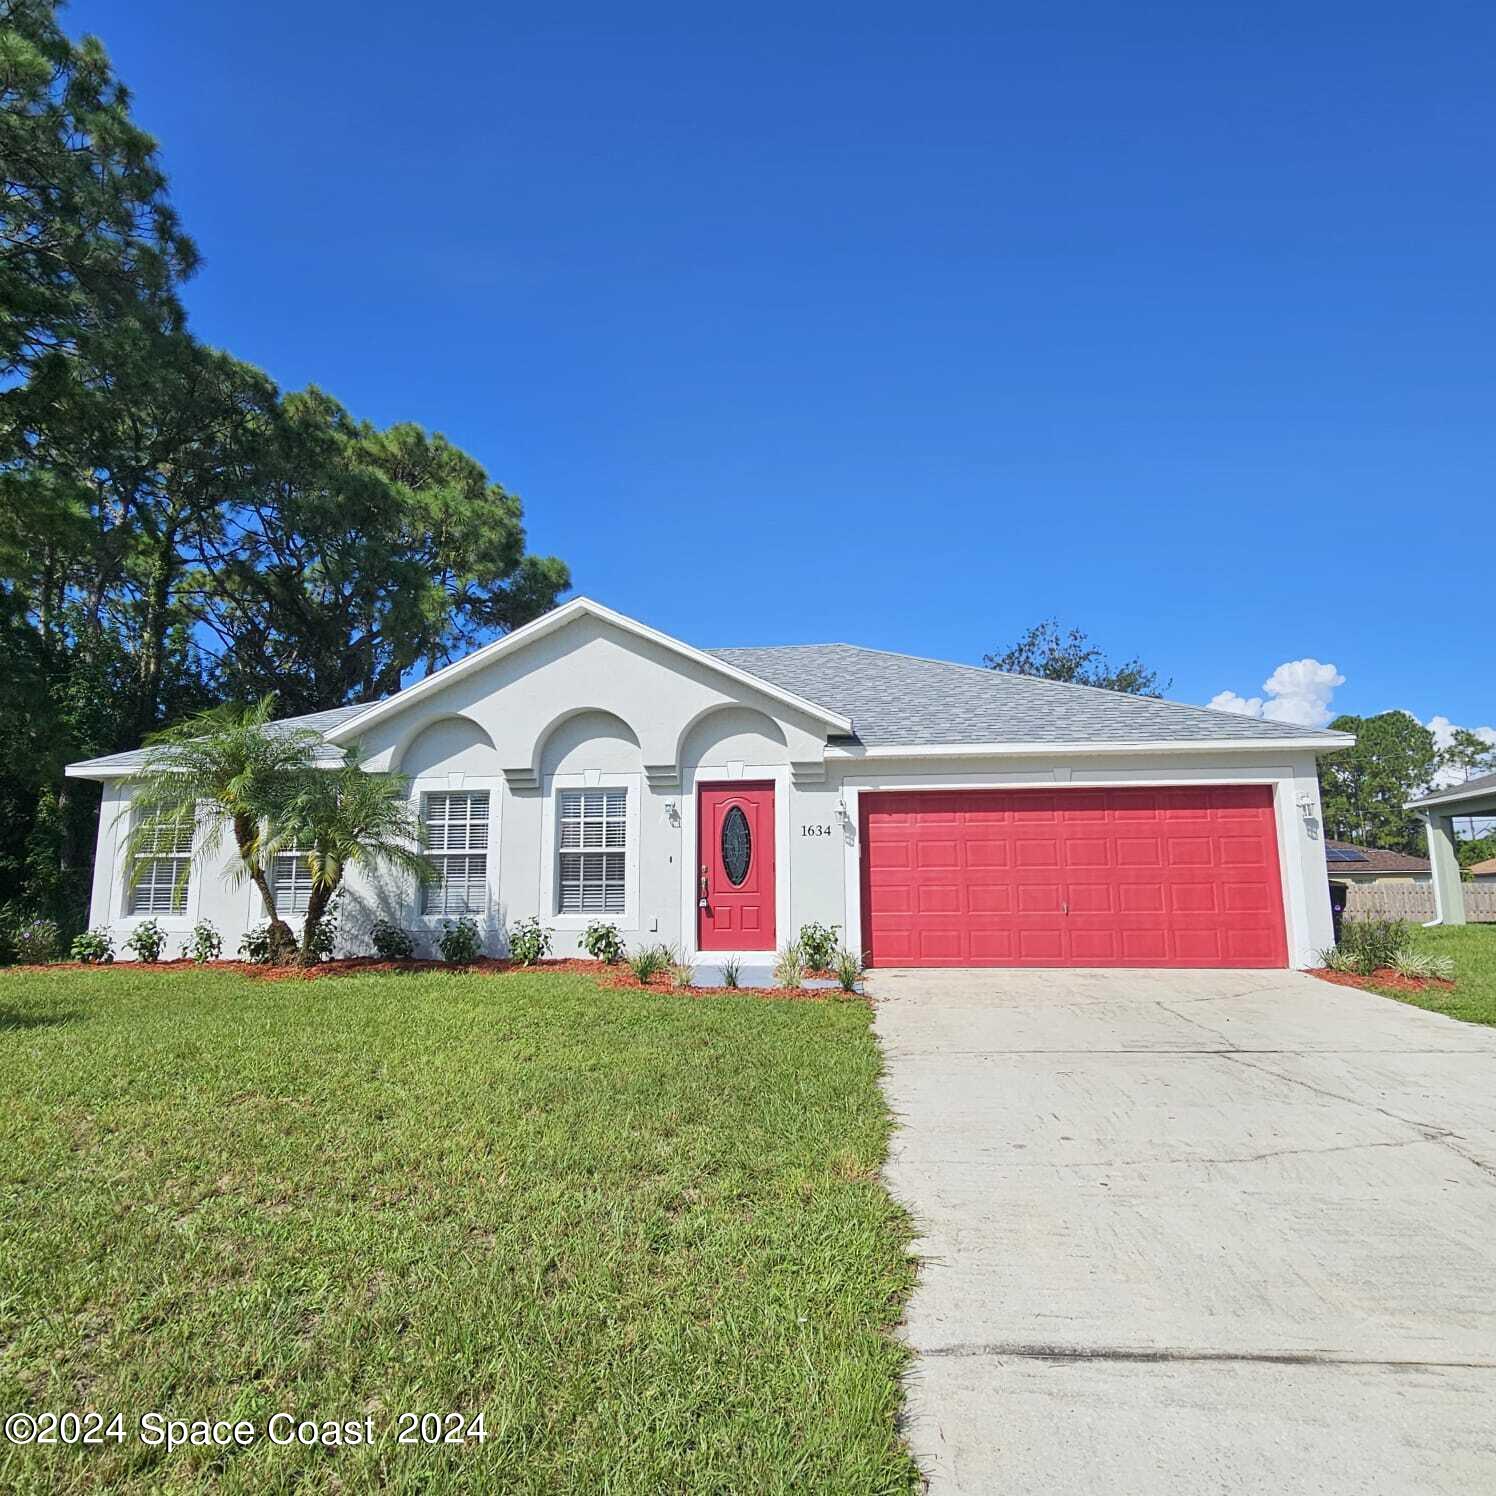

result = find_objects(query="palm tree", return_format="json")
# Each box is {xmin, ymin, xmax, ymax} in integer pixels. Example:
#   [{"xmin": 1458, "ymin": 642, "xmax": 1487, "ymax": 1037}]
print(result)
[
  {"xmin": 125, "ymin": 697, "xmax": 320, "ymax": 961},
  {"xmin": 271, "ymin": 753, "xmax": 434, "ymax": 963}
]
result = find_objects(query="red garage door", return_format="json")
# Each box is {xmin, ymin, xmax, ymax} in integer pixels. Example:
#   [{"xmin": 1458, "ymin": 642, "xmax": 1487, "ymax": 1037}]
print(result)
[{"xmin": 860, "ymin": 786, "xmax": 1287, "ymax": 968}]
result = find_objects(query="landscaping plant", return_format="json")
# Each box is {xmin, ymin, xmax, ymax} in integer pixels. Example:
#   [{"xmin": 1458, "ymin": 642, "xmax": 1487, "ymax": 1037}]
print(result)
[
  {"xmin": 1389, "ymin": 947, "xmax": 1455, "ymax": 983},
  {"xmin": 773, "ymin": 941, "xmax": 806, "ymax": 989},
  {"xmin": 184, "ymin": 920, "xmax": 222, "ymax": 963},
  {"xmin": 626, "ymin": 943, "xmax": 671, "ymax": 984},
  {"xmin": 833, "ymin": 947, "xmax": 865, "ymax": 993},
  {"xmin": 506, "ymin": 916, "xmax": 551, "ymax": 965},
  {"xmin": 581, "ymin": 920, "xmax": 625, "ymax": 963},
  {"xmin": 70, "ymin": 928, "xmax": 114, "ymax": 964},
  {"xmin": 1336, "ymin": 916, "xmax": 1412, "ymax": 975},
  {"xmin": 238, "ymin": 925, "xmax": 273, "ymax": 964},
  {"xmin": 126, "ymin": 698, "xmax": 324, "ymax": 964},
  {"xmin": 269, "ymin": 753, "xmax": 433, "ymax": 964},
  {"xmin": 439, "ymin": 916, "xmax": 483, "ymax": 965},
  {"xmin": 370, "ymin": 918, "xmax": 415, "ymax": 961},
  {"xmin": 797, "ymin": 921, "xmax": 841, "ymax": 972},
  {"xmin": 719, "ymin": 954, "xmax": 742, "ymax": 989},
  {"xmin": 124, "ymin": 920, "xmax": 167, "ymax": 964},
  {"xmin": 12, "ymin": 917, "xmax": 60, "ymax": 964}
]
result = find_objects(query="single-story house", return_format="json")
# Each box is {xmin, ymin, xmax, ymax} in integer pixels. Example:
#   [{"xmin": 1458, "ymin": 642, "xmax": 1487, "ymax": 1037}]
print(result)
[
  {"xmin": 1470, "ymin": 858, "xmax": 1496, "ymax": 882},
  {"xmin": 1324, "ymin": 840, "xmax": 1430, "ymax": 885},
  {"xmin": 1408, "ymin": 770, "xmax": 1496, "ymax": 925},
  {"xmin": 66, "ymin": 599, "xmax": 1352, "ymax": 969}
]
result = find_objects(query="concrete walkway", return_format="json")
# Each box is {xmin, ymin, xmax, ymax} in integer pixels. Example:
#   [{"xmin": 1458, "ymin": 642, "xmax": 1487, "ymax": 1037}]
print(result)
[{"xmin": 871, "ymin": 967, "xmax": 1496, "ymax": 1495}]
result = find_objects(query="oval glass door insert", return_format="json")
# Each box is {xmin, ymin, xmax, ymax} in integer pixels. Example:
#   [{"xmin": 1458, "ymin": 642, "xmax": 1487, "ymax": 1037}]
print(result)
[{"xmin": 721, "ymin": 806, "xmax": 752, "ymax": 886}]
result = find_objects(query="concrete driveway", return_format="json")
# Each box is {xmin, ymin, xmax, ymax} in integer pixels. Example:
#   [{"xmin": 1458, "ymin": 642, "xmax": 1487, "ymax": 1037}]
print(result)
[{"xmin": 871, "ymin": 968, "xmax": 1496, "ymax": 1495}]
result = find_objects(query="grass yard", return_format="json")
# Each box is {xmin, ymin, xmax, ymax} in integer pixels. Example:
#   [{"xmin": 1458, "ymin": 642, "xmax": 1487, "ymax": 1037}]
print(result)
[
  {"xmin": 0, "ymin": 969, "xmax": 917, "ymax": 1494},
  {"xmin": 1370, "ymin": 923, "xmax": 1496, "ymax": 1027}
]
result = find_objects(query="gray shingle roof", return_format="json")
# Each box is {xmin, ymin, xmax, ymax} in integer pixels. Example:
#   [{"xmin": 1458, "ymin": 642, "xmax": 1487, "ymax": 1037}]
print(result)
[
  {"xmin": 68, "ymin": 636, "xmax": 1350, "ymax": 778},
  {"xmin": 708, "ymin": 644, "xmax": 1349, "ymax": 748},
  {"xmin": 64, "ymin": 702, "xmax": 375, "ymax": 775},
  {"xmin": 1407, "ymin": 768, "xmax": 1496, "ymax": 810}
]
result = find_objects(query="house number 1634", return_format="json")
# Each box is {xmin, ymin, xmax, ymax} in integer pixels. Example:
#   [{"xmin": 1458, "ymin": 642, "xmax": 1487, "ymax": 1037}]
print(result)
[{"xmin": 800, "ymin": 823, "xmax": 833, "ymax": 837}]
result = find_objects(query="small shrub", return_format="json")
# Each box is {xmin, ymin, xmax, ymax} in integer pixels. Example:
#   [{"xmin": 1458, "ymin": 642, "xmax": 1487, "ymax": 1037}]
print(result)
[
  {"xmin": 719, "ymin": 954, "xmax": 742, "ymax": 989},
  {"xmin": 1389, "ymin": 947, "xmax": 1455, "ymax": 983},
  {"xmin": 506, "ymin": 916, "xmax": 551, "ymax": 965},
  {"xmin": 773, "ymin": 941, "xmax": 805, "ymax": 989},
  {"xmin": 13, "ymin": 917, "xmax": 60, "ymax": 964},
  {"xmin": 627, "ymin": 943, "xmax": 670, "ymax": 984},
  {"xmin": 439, "ymin": 916, "xmax": 484, "ymax": 965},
  {"xmin": 1319, "ymin": 945, "xmax": 1360, "ymax": 974},
  {"xmin": 1339, "ymin": 916, "xmax": 1410, "ymax": 974},
  {"xmin": 124, "ymin": 920, "xmax": 167, "ymax": 964},
  {"xmin": 184, "ymin": 920, "xmax": 222, "ymax": 964},
  {"xmin": 833, "ymin": 947, "xmax": 864, "ymax": 992},
  {"xmin": 70, "ymin": 928, "xmax": 114, "ymax": 964},
  {"xmin": 797, "ymin": 921, "xmax": 841, "ymax": 972},
  {"xmin": 239, "ymin": 925, "xmax": 273, "ymax": 964},
  {"xmin": 581, "ymin": 920, "xmax": 625, "ymax": 964},
  {"xmin": 666, "ymin": 947, "xmax": 695, "ymax": 988},
  {"xmin": 370, "ymin": 917, "xmax": 415, "ymax": 961}
]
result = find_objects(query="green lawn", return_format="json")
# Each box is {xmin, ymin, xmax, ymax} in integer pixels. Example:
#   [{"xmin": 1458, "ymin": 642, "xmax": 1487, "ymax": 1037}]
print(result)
[
  {"xmin": 1370, "ymin": 923, "xmax": 1496, "ymax": 1027},
  {"xmin": 0, "ymin": 969, "xmax": 917, "ymax": 1494}
]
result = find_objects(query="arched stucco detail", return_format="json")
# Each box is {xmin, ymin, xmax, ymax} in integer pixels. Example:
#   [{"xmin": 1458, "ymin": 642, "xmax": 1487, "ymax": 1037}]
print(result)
[
  {"xmin": 392, "ymin": 715, "xmax": 497, "ymax": 777},
  {"xmin": 536, "ymin": 708, "xmax": 642, "ymax": 778},
  {"xmin": 678, "ymin": 704, "xmax": 788, "ymax": 773}
]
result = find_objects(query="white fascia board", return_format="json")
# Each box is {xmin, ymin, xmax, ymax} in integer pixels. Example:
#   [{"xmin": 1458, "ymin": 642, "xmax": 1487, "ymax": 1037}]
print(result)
[
  {"xmin": 825, "ymin": 735, "xmax": 1354, "ymax": 760},
  {"xmin": 64, "ymin": 764, "xmax": 132, "ymax": 780},
  {"xmin": 324, "ymin": 597, "xmax": 854, "ymax": 744}
]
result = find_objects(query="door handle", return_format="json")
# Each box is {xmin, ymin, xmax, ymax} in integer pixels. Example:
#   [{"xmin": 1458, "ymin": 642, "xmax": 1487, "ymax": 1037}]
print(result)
[
  {"xmin": 699, "ymin": 864, "xmax": 710, "ymax": 910},
  {"xmin": 1062, "ymin": 899, "xmax": 1069, "ymax": 916}
]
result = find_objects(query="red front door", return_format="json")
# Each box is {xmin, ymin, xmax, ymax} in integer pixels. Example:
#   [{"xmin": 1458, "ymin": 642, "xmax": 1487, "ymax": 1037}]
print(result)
[{"xmin": 698, "ymin": 783, "xmax": 776, "ymax": 951}]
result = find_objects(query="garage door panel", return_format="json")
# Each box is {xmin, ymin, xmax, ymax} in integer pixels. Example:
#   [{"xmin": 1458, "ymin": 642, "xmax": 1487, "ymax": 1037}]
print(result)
[{"xmin": 860, "ymin": 787, "xmax": 1286, "ymax": 969}]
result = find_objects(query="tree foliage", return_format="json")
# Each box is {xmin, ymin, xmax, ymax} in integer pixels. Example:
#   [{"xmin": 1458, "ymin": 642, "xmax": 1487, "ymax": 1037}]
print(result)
[
  {"xmin": 270, "ymin": 751, "xmax": 433, "ymax": 962},
  {"xmin": 0, "ymin": 3, "xmax": 570, "ymax": 934},
  {"xmin": 985, "ymin": 619, "xmax": 1170, "ymax": 697},
  {"xmin": 0, "ymin": 0, "xmax": 197, "ymax": 380},
  {"xmin": 189, "ymin": 390, "xmax": 570, "ymax": 714},
  {"xmin": 1317, "ymin": 712, "xmax": 1437, "ymax": 854}
]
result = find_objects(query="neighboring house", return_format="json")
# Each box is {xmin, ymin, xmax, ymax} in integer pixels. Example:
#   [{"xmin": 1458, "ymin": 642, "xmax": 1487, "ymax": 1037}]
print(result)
[
  {"xmin": 1469, "ymin": 858, "xmax": 1496, "ymax": 883},
  {"xmin": 66, "ymin": 599, "xmax": 1352, "ymax": 969},
  {"xmin": 1324, "ymin": 840, "xmax": 1430, "ymax": 885}
]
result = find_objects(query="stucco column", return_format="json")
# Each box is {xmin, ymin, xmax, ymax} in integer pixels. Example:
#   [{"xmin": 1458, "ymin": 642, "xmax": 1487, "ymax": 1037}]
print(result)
[{"xmin": 1424, "ymin": 812, "xmax": 1466, "ymax": 926}]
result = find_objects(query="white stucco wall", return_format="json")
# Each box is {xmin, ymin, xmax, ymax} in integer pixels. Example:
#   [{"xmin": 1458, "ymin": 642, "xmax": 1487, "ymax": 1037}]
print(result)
[{"xmin": 82, "ymin": 612, "xmax": 1336, "ymax": 969}]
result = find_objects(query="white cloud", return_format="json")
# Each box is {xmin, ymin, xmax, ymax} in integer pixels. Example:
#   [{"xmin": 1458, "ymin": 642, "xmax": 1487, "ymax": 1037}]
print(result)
[
  {"xmin": 1208, "ymin": 658, "xmax": 1345, "ymax": 729},
  {"xmin": 1425, "ymin": 714, "xmax": 1496, "ymax": 788}
]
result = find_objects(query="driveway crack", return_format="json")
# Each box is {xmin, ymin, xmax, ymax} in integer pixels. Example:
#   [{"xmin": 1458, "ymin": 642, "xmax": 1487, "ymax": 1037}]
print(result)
[
  {"xmin": 920, "ymin": 1342, "xmax": 1496, "ymax": 1371},
  {"xmin": 1215, "ymin": 1051, "xmax": 1496, "ymax": 1185}
]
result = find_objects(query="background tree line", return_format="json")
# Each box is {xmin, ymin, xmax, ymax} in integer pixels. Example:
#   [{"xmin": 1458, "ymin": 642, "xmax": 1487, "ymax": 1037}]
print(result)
[{"xmin": 0, "ymin": 0, "xmax": 568, "ymax": 931}]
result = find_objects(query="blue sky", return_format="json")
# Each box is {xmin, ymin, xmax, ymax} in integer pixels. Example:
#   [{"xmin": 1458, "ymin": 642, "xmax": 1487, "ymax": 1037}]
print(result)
[{"xmin": 70, "ymin": 0, "xmax": 1494, "ymax": 737}]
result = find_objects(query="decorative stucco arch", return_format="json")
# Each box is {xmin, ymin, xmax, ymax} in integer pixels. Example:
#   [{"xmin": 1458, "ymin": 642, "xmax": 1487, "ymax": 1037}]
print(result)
[{"xmin": 388, "ymin": 714, "xmax": 497, "ymax": 777}]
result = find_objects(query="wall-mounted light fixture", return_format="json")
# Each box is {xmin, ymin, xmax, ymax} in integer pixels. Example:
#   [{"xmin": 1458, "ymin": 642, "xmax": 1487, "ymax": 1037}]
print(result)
[
  {"xmin": 835, "ymin": 796, "xmax": 850, "ymax": 825},
  {"xmin": 664, "ymin": 800, "xmax": 680, "ymax": 826}
]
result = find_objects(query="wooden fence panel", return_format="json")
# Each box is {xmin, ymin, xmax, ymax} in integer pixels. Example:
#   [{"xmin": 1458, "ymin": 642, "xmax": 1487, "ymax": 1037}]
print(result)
[{"xmin": 1341, "ymin": 883, "xmax": 1496, "ymax": 923}]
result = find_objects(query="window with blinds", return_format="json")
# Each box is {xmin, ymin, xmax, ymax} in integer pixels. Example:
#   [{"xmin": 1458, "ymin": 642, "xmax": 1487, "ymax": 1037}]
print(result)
[
  {"xmin": 128, "ymin": 815, "xmax": 194, "ymax": 914},
  {"xmin": 273, "ymin": 852, "xmax": 313, "ymax": 915},
  {"xmin": 422, "ymin": 790, "xmax": 490, "ymax": 915},
  {"xmin": 557, "ymin": 788, "xmax": 627, "ymax": 913}
]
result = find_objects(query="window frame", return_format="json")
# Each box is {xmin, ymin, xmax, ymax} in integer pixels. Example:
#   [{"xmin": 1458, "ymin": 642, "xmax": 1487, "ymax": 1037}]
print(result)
[
  {"xmin": 556, "ymin": 787, "xmax": 629, "ymax": 916},
  {"xmin": 124, "ymin": 808, "xmax": 196, "ymax": 919},
  {"xmin": 271, "ymin": 850, "xmax": 315, "ymax": 917},
  {"xmin": 541, "ymin": 772, "xmax": 641, "ymax": 931},
  {"xmin": 417, "ymin": 785, "xmax": 494, "ymax": 919}
]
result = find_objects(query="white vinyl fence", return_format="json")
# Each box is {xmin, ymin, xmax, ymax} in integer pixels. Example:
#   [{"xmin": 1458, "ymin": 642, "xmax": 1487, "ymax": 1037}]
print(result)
[{"xmin": 1341, "ymin": 883, "xmax": 1496, "ymax": 923}]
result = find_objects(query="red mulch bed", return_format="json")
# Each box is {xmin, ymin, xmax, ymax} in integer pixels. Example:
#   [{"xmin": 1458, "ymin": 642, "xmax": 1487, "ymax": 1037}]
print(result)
[
  {"xmin": 18, "ymin": 955, "xmax": 853, "ymax": 1002},
  {"xmin": 1309, "ymin": 967, "xmax": 1455, "ymax": 995}
]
